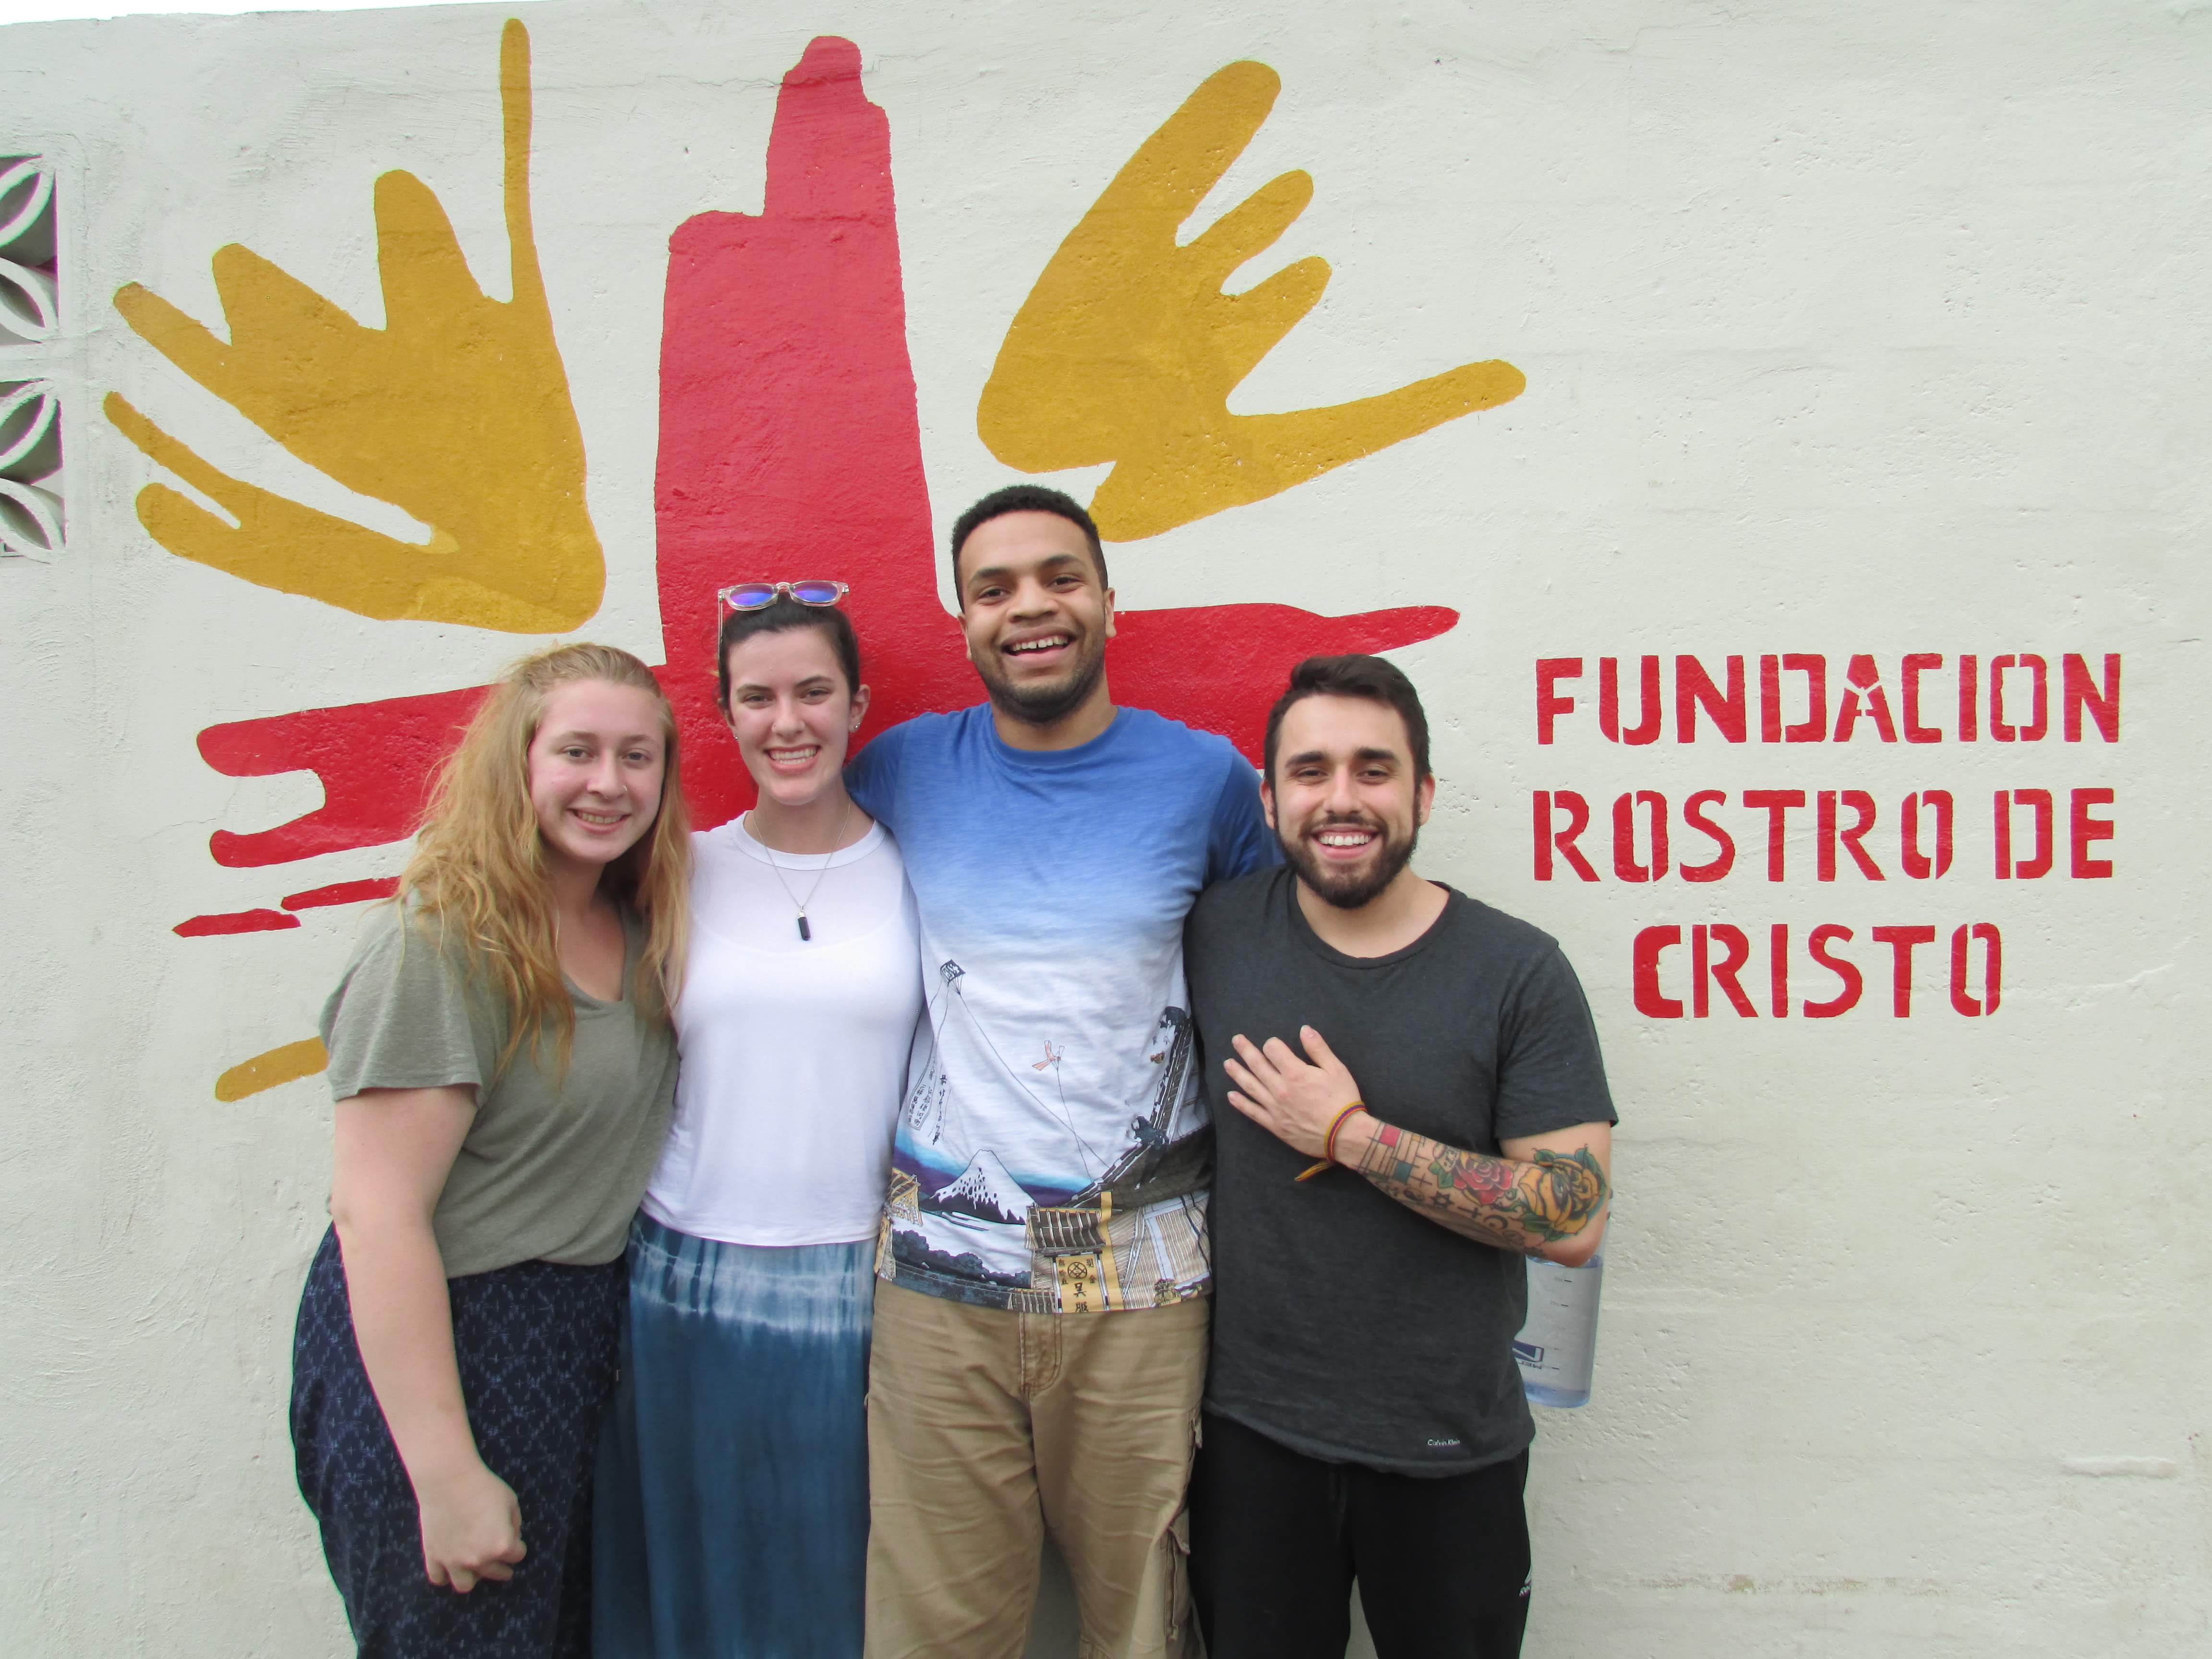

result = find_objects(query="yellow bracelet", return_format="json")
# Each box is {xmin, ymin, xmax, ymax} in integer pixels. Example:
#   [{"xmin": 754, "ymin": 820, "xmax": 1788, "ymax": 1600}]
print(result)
[{"xmin": 1295, "ymin": 1101, "xmax": 1367, "ymax": 1183}]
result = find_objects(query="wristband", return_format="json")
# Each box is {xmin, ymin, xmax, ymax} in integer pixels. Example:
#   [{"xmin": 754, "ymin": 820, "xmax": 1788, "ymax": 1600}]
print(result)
[{"xmin": 1295, "ymin": 1101, "xmax": 1367, "ymax": 1183}]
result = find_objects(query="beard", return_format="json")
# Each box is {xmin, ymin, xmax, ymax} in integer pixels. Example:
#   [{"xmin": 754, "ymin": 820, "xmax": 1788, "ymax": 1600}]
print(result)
[
  {"xmin": 974, "ymin": 633, "xmax": 1109, "ymax": 728},
  {"xmin": 1280, "ymin": 813, "xmax": 1420, "ymax": 910}
]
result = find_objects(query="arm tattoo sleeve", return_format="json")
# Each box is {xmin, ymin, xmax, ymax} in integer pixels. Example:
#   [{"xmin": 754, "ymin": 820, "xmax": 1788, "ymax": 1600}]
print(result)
[{"xmin": 1352, "ymin": 1123, "xmax": 1609, "ymax": 1253}]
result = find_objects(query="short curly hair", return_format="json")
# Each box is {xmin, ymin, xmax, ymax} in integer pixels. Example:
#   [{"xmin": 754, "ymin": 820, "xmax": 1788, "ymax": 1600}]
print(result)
[{"xmin": 948, "ymin": 484, "xmax": 1108, "ymax": 601}]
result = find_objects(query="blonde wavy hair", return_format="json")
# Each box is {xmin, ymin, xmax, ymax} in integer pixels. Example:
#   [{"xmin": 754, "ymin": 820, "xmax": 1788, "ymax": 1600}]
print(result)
[{"xmin": 397, "ymin": 642, "xmax": 690, "ymax": 1075}]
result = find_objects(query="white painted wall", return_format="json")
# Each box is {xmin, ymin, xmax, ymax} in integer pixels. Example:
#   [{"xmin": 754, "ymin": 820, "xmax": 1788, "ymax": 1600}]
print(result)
[{"xmin": 2, "ymin": 1, "xmax": 2208, "ymax": 1654}]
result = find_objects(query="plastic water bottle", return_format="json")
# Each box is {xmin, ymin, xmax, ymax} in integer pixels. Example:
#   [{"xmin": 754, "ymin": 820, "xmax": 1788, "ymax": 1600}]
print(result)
[{"xmin": 1514, "ymin": 1235, "xmax": 1606, "ymax": 1408}]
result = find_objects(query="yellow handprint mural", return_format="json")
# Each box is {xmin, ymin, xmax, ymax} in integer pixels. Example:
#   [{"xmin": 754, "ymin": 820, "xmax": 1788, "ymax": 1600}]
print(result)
[
  {"xmin": 980, "ymin": 60, "xmax": 1526, "ymax": 542},
  {"xmin": 104, "ymin": 20, "xmax": 601, "ymax": 633}
]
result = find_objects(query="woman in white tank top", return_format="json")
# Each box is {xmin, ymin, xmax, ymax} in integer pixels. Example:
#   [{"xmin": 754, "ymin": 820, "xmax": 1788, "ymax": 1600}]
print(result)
[{"xmin": 594, "ymin": 590, "xmax": 923, "ymax": 1659}]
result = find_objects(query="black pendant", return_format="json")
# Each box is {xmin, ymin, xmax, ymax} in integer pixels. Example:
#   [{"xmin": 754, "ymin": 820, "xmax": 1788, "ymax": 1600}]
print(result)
[{"xmin": 797, "ymin": 915, "xmax": 812, "ymax": 941}]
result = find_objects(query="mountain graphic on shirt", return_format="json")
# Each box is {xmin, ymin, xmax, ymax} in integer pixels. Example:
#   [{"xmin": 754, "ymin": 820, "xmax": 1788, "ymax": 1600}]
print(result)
[{"xmin": 927, "ymin": 1149, "xmax": 1034, "ymax": 1223}]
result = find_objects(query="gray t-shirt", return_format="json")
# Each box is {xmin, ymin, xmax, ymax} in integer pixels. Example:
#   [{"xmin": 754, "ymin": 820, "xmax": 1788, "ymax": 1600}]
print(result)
[
  {"xmin": 319, "ymin": 902, "xmax": 678, "ymax": 1277},
  {"xmin": 1185, "ymin": 866, "xmax": 1615, "ymax": 1476}
]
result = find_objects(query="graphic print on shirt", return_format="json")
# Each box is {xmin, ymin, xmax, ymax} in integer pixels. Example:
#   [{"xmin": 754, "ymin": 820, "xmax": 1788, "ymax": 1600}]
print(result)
[
  {"xmin": 886, "ymin": 957, "xmax": 1210, "ymax": 1297},
  {"xmin": 851, "ymin": 705, "xmax": 1275, "ymax": 1310}
]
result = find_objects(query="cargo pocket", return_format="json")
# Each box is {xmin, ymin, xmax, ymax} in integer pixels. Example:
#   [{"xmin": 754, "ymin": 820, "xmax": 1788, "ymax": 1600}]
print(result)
[
  {"xmin": 1163, "ymin": 1410, "xmax": 1201, "ymax": 1652},
  {"xmin": 1162, "ymin": 1506, "xmax": 1193, "ymax": 1650}
]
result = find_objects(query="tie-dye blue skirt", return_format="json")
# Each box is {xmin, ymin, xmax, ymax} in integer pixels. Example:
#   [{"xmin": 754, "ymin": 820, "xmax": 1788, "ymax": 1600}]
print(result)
[{"xmin": 592, "ymin": 1212, "xmax": 875, "ymax": 1659}]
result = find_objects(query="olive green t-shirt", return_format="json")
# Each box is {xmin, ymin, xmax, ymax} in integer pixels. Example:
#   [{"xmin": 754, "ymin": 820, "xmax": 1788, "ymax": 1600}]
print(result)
[{"xmin": 318, "ymin": 902, "xmax": 678, "ymax": 1277}]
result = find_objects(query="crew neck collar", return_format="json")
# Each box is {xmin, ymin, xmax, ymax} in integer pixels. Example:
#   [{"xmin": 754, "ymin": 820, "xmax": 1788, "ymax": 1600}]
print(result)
[
  {"xmin": 1279, "ymin": 865, "xmax": 1461, "ymax": 969},
  {"xmin": 730, "ymin": 811, "xmax": 885, "ymax": 867},
  {"xmin": 981, "ymin": 703, "xmax": 1124, "ymax": 767}
]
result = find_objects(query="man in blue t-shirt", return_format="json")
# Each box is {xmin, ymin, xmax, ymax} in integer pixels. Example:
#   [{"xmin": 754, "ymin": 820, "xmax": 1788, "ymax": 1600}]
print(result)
[{"xmin": 846, "ymin": 485, "xmax": 1274, "ymax": 1658}]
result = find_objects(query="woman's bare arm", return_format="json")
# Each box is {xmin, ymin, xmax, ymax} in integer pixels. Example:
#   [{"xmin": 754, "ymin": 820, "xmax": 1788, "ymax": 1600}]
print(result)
[{"xmin": 329, "ymin": 1084, "xmax": 525, "ymax": 1592}]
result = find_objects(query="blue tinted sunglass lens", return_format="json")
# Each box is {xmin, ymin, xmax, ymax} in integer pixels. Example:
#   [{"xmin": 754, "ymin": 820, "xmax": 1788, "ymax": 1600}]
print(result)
[
  {"xmin": 791, "ymin": 581, "xmax": 842, "ymax": 606},
  {"xmin": 724, "ymin": 584, "xmax": 777, "ymax": 610}
]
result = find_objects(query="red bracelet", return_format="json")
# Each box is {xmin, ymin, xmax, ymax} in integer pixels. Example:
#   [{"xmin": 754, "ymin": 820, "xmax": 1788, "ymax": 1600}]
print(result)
[{"xmin": 1296, "ymin": 1101, "xmax": 1368, "ymax": 1182}]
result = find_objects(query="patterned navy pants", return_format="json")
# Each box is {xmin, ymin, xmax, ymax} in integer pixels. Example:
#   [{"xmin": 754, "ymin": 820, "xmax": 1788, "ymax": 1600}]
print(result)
[{"xmin": 290, "ymin": 1227, "xmax": 628, "ymax": 1659}]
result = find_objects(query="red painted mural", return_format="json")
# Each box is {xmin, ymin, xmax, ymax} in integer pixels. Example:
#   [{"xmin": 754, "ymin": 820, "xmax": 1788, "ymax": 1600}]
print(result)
[{"xmin": 179, "ymin": 35, "xmax": 1457, "ymax": 929}]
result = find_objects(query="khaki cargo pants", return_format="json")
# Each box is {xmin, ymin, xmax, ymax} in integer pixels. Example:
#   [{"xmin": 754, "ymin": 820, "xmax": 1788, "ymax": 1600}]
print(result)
[{"xmin": 863, "ymin": 1280, "xmax": 1208, "ymax": 1659}]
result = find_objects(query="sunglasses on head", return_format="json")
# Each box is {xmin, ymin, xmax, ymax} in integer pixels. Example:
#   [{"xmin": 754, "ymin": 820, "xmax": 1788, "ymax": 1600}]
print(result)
[{"xmin": 718, "ymin": 580, "xmax": 850, "ymax": 612}]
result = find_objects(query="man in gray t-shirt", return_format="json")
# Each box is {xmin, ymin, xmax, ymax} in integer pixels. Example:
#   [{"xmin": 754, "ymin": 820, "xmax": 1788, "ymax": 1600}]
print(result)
[{"xmin": 1182, "ymin": 654, "xmax": 1615, "ymax": 1659}]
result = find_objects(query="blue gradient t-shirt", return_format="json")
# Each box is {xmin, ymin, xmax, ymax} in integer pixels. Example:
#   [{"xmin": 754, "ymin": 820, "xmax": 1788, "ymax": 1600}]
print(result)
[{"xmin": 846, "ymin": 704, "xmax": 1275, "ymax": 1313}]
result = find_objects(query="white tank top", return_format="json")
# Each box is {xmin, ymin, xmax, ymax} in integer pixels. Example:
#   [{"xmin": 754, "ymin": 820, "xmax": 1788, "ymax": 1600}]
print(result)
[{"xmin": 643, "ymin": 815, "xmax": 924, "ymax": 1247}]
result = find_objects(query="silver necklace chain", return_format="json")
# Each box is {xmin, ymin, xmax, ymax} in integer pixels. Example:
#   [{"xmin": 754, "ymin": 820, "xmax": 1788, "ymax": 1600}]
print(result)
[{"xmin": 749, "ymin": 798, "xmax": 853, "ymax": 942}]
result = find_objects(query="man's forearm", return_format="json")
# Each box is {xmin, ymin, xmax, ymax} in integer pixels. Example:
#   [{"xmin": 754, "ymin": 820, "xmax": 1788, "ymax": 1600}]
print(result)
[{"xmin": 1338, "ymin": 1118, "xmax": 1609, "ymax": 1255}]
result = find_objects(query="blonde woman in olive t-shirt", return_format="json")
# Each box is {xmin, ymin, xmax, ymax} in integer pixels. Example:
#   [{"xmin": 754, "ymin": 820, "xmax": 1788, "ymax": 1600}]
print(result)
[{"xmin": 289, "ymin": 643, "xmax": 689, "ymax": 1659}]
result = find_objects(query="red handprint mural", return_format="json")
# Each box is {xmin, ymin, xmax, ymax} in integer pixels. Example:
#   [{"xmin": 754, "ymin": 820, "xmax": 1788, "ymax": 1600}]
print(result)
[{"xmin": 138, "ymin": 27, "xmax": 1513, "ymax": 1096}]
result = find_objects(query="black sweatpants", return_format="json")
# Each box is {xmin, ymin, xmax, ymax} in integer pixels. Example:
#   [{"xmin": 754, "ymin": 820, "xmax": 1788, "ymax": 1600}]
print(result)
[{"xmin": 1187, "ymin": 1410, "xmax": 1532, "ymax": 1659}]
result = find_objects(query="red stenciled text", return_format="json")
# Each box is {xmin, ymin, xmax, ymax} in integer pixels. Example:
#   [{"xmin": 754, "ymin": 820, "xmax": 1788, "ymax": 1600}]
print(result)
[
  {"xmin": 1631, "ymin": 922, "xmax": 2002, "ymax": 1019},
  {"xmin": 1533, "ymin": 788, "xmax": 2116, "ymax": 882},
  {"xmin": 1536, "ymin": 653, "xmax": 2119, "ymax": 746}
]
